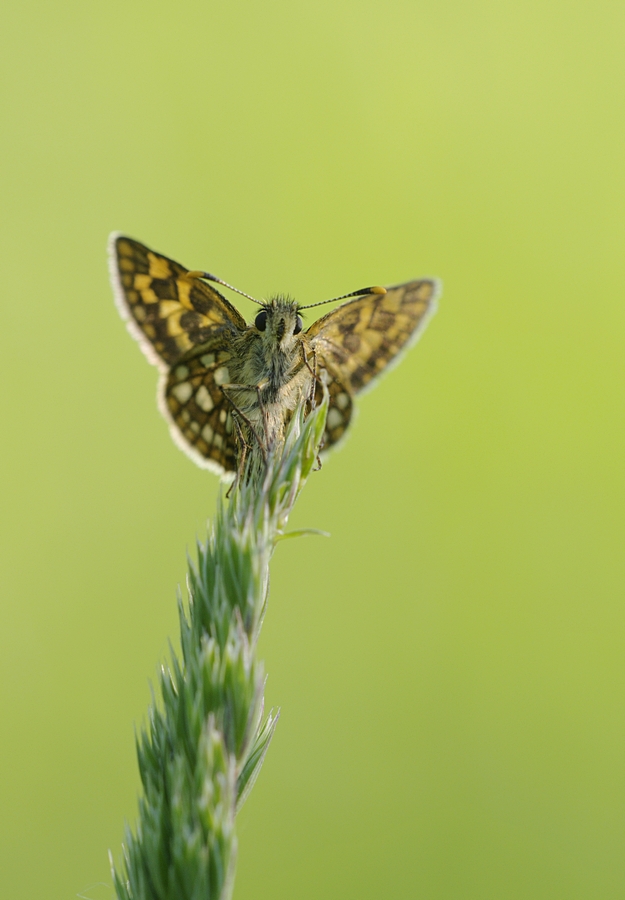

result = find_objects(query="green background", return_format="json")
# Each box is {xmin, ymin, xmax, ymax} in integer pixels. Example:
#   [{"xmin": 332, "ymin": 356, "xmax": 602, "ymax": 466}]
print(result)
[{"xmin": 1, "ymin": 1, "xmax": 624, "ymax": 898}]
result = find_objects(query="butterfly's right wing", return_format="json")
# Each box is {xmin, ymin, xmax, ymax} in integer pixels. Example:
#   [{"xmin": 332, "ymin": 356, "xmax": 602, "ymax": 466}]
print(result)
[
  {"xmin": 306, "ymin": 279, "xmax": 438, "ymax": 393},
  {"xmin": 160, "ymin": 341, "xmax": 238, "ymax": 476},
  {"xmin": 307, "ymin": 278, "xmax": 439, "ymax": 452},
  {"xmin": 109, "ymin": 234, "xmax": 247, "ymax": 371}
]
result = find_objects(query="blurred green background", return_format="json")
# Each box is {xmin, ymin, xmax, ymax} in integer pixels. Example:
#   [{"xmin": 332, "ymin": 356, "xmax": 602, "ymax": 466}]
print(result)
[{"xmin": 1, "ymin": 1, "xmax": 624, "ymax": 898}]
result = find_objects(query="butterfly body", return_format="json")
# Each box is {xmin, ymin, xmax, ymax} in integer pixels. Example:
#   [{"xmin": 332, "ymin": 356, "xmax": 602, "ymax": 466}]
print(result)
[
  {"xmin": 204, "ymin": 298, "xmax": 315, "ymax": 448},
  {"xmin": 108, "ymin": 234, "xmax": 439, "ymax": 478}
]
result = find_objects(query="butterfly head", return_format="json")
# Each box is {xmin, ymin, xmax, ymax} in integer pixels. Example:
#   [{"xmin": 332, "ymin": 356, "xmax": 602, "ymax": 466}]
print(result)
[{"xmin": 253, "ymin": 296, "xmax": 304, "ymax": 350}]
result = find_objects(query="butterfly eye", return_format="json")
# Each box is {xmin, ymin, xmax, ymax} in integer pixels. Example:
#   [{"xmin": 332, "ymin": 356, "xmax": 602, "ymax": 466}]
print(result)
[
  {"xmin": 255, "ymin": 310, "xmax": 267, "ymax": 331},
  {"xmin": 293, "ymin": 315, "xmax": 303, "ymax": 335}
]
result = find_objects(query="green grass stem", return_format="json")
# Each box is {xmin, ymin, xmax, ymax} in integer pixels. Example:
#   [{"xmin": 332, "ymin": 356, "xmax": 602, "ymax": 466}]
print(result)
[{"xmin": 110, "ymin": 395, "xmax": 328, "ymax": 900}]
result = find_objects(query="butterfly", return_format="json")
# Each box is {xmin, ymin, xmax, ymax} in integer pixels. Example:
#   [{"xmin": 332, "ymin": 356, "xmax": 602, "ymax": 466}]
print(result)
[{"xmin": 108, "ymin": 234, "xmax": 439, "ymax": 479}]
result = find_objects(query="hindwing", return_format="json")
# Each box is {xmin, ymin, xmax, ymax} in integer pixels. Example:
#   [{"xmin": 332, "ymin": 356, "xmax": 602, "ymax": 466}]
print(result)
[
  {"xmin": 160, "ymin": 340, "xmax": 238, "ymax": 476},
  {"xmin": 312, "ymin": 362, "xmax": 354, "ymax": 452}
]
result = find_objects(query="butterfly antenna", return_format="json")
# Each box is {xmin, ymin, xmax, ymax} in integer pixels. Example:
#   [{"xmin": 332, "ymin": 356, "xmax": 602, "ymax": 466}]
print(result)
[
  {"xmin": 189, "ymin": 270, "xmax": 265, "ymax": 306},
  {"xmin": 299, "ymin": 285, "xmax": 386, "ymax": 311}
]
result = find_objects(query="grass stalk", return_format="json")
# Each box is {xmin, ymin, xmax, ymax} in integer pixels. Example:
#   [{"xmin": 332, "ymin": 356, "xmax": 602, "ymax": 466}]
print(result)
[{"xmin": 110, "ymin": 394, "xmax": 328, "ymax": 900}]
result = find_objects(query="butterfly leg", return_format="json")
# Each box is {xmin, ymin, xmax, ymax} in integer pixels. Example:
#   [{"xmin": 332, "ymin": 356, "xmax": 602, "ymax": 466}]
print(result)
[
  {"xmin": 254, "ymin": 384, "xmax": 272, "ymax": 450},
  {"xmin": 300, "ymin": 343, "xmax": 320, "ymax": 409},
  {"xmin": 314, "ymin": 426, "xmax": 324, "ymax": 471},
  {"xmin": 227, "ymin": 415, "xmax": 250, "ymax": 496},
  {"xmin": 220, "ymin": 383, "xmax": 267, "ymax": 465}
]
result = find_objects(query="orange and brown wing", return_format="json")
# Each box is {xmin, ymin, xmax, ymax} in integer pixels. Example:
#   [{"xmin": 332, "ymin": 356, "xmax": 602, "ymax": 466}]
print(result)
[
  {"xmin": 160, "ymin": 342, "xmax": 238, "ymax": 476},
  {"xmin": 306, "ymin": 279, "xmax": 438, "ymax": 395},
  {"xmin": 108, "ymin": 234, "xmax": 247, "ymax": 370}
]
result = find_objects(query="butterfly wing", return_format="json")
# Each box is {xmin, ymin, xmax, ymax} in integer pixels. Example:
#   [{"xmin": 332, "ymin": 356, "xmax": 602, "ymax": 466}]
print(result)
[
  {"xmin": 311, "ymin": 366, "xmax": 354, "ymax": 450},
  {"xmin": 161, "ymin": 342, "xmax": 238, "ymax": 476},
  {"xmin": 306, "ymin": 279, "xmax": 438, "ymax": 393},
  {"xmin": 109, "ymin": 234, "xmax": 248, "ymax": 477},
  {"xmin": 108, "ymin": 233, "xmax": 247, "ymax": 371},
  {"xmin": 307, "ymin": 278, "xmax": 439, "ymax": 450}
]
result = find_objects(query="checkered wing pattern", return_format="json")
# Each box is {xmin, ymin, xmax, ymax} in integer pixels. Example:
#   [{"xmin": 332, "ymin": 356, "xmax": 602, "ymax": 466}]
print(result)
[
  {"xmin": 162, "ymin": 343, "xmax": 238, "ymax": 474},
  {"xmin": 307, "ymin": 279, "xmax": 438, "ymax": 449},
  {"xmin": 109, "ymin": 234, "xmax": 246, "ymax": 370}
]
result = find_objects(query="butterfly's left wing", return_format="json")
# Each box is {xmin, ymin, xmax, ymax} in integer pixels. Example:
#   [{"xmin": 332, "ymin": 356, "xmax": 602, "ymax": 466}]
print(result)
[
  {"xmin": 109, "ymin": 233, "xmax": 247, "ymax": 371},
  {"xmin": 161, "ymin": 342, "xmax": 238, "ymax": 477}
]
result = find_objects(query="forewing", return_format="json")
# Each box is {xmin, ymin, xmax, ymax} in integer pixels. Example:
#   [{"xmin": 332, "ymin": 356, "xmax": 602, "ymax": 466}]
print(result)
[
  {"xmin": 306, "ymin": 279, "xmax": 438, "ymax": 394},
  {"xmin": 160, "ymin": 342, "xmax": 238, "ymax": 476},
  {"xmin": 109, "ymin": 233, "xmax": 247, "ymax": 370}
]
